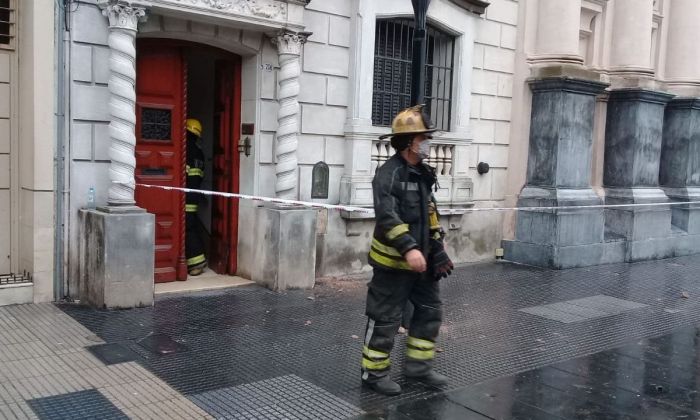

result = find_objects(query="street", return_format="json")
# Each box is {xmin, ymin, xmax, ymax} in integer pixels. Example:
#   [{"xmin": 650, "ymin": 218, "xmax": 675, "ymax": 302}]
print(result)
[{"xmin": 2, "ymin": 255, "xmax": 700, "ymax": 419}]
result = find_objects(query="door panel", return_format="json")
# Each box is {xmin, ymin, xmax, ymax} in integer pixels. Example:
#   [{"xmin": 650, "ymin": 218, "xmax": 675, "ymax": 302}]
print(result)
[
  {"xmin": 209, "ymin": 59, "xmax": 241, "ymax": 275},
  {"xmin": 135, "ymin": 44, "xmax": 187, "ymax": 283}
]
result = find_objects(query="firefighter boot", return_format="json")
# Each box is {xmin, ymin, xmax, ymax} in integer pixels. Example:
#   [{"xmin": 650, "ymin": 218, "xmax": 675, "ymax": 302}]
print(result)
[
  {"xmin": 362, "ymin": 376, "xmax": 402, "ymax": 396},
  {"xmin": 405, "ymin": 368, "xmax": 449, "ymax": 386}
]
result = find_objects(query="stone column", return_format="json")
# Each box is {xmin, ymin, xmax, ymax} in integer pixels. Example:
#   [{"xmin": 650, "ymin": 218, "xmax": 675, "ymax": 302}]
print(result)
[
  {"xmin": 659, "ymin": 1, "xmax": 700, "ymax": 241},
  {"xmin": 608, "ymin": 0, "xmax": 654, "ymax": 77},
  {"xmin": 101, "ymin": 0, "xmax": 145, "ymax": 208},
  {"xmin": 271, "ymin": 31, "xmax": 309, "ymax": 200},
  {"xmin": 530, "ymin": 0, "xmax": 583, "ymax": 65},
  {"xmin": 81, "ymin": 0, "xmax": 154, "ymax": 309},
  {"xmin": 503, "ymin": 75, "xmax": 617, "ymax": 268},
  {"xmin": 603, "ymin": 89, "xmax": 674, "ymax": 258}
]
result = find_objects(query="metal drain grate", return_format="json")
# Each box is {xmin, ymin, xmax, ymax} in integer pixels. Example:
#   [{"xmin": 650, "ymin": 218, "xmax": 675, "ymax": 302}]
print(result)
[
  {"xmin": 0, "ymin": 272, "xmax": 32, "ymax": 286},
  {"xmin": 27, "ymin": 389, "xmax": 128, "ymax": 420},
  {"xmin": 190, "ymin": 374, "xmax": 364, "ymax": 420},
  {"xmin": 519, "ymin": 295, "xmax": 648, "ymax": 323}
]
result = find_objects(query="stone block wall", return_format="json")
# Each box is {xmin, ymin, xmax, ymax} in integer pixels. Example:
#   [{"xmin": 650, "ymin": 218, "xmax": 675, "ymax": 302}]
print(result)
[
  {"xmin": 66, "ymin": 2, "xmax": 113, "ymax": 295},
  {"xmin": 470, "ymin": 0, "xmax": 517, "ymax": 203},
  {"xmin": 256, "ymin": 0, "xmax": 350, "ymax": 206}
]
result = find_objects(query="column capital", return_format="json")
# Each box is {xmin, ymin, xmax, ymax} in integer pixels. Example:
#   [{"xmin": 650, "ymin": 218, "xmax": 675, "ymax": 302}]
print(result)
[
  {"xmin": 271, "ymin": 30, "xmax": 312, "ymax": 56},
  {"xmin": 99, "ymin": 0, "xmax": 147, "ymax": 31}
]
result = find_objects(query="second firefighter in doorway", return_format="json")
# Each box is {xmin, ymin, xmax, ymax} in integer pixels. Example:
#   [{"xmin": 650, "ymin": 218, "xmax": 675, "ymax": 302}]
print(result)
[
  {"xmin": 185, "ymin": 118, "xmax": 207, "ymax": 276},
  {"xmin": 361, "ymin": 105, "xmax": 455, "ymax": 396}
]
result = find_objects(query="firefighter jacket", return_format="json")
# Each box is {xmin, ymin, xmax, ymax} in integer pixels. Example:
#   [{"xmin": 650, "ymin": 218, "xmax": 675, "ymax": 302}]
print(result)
[
  {"xmin": 185, "ymin": 139, "xmax": 205, "ymax": 213},
  {"xmin": 369, "ymin": 153, "xmax": 442, "ymax": 271}
]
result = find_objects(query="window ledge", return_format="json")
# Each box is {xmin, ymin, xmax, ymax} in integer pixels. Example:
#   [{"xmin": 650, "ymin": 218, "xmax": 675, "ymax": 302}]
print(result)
[{"xmin": 448, "ymin": 0, "xmax": 490, "ymax": 15}]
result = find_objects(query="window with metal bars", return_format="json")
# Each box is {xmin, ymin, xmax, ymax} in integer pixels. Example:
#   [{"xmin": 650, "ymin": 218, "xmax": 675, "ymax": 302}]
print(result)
[
  {"xmin": 0, "ymin": 0, "xmax": 14, "ymax": 48},
  {"xmin": 372, "ymin": 18, "xmax": 455, "ymax": 131}
]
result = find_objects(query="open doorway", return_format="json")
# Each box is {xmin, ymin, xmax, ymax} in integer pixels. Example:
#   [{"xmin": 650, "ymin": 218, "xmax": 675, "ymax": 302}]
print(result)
[{"xmin": 134, "ymin": 40, "xmax": 241, "ymax": 283}]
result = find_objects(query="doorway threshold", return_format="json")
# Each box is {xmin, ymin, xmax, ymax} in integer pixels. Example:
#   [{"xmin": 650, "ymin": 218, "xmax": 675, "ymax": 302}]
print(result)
[{"xmin": 155, "ymin": 269, "xmax": 254, "ymax": 295}]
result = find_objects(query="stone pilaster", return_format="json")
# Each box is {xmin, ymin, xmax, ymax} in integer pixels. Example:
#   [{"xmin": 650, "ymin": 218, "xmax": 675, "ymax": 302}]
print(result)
[
  {"xmin": 503, "ymin": 75, "xmax": 620, "ymax": 268},
  {"xmin": 660, "ymin": 99, "xmax": 700, "ymax": 234},
  {"xmin": 271, "ymin": 31, "xmax": 309, "ymax": 200},
  {"xmin": 603, "ymin": 89, "xmax": 674, "ymax": 258},
  {"xmin": 99, "ymin": 0, "xmax": 146, "ymax": 207}
]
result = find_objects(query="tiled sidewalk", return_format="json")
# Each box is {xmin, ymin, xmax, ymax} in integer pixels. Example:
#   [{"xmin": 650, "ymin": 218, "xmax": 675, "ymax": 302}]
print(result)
[{"xmin": 0, "ymin": 303, "xmax": 210, "ymax": 419}]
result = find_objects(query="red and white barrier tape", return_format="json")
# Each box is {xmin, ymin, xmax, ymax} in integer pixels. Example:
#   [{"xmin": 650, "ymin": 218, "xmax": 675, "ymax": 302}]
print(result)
[
  {"xmin": 135, "ymin": 183, "xmax": 373, "ymax": 213},
  {"xmin": 132, "ymin": 183, "xmax": 700, "ymax": 214}
]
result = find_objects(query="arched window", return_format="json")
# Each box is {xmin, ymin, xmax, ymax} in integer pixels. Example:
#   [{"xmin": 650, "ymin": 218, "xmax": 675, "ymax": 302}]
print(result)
[{"xmin": 372, "ymin": 18, "xmax": 455, "ymax": 131}]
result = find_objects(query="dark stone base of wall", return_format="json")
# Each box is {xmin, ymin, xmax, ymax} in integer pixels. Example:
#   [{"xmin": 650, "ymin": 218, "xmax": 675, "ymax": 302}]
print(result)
[{"xmin": 503, "ymin": 232, "xmax": 700, "ymax": 269}]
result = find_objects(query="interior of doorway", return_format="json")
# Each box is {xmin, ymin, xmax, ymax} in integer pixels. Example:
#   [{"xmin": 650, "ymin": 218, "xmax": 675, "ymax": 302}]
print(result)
[{"xmin": 183, "ymin": 47, "xmax": 241, "ymax": 282}]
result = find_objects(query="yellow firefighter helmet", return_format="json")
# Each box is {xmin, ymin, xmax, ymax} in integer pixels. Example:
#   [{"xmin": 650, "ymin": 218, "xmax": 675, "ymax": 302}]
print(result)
[
  {"xmin": 186, "ymin": 118, "xmax": 203, "ymax": 138},
  {"xmin": 379, "ymin": 105, "xmax": 438, "ymax": 139}
]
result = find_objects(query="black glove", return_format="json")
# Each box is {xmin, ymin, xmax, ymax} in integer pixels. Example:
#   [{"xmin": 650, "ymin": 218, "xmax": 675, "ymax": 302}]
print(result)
[{"xmin": 428, "ymin": 238, "xmax": 454, "ymax": 280}]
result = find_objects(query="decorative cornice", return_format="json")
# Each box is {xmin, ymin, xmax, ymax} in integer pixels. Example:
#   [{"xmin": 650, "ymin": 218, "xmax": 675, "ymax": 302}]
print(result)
[
  {"xmin": 99, "ymin": 0, "xmax": 147, "ymax": 30},
  {"xmin": 171, "ymin": 0, "xmax": 288, "ymax": 19},
  {"xmin": 529, "ymin": 77, "xmax": 609, "ymax": 96},
  {"xmin": 448, "ymin": 0, "xmax": 490, "ymax": 15},
  {"xmin": 271, "ymin": 30, "xmax": 311, "ymax": 55},
  {"xmin": 607, "ymin": 88, "xmax": 675, "ymax": 105}
]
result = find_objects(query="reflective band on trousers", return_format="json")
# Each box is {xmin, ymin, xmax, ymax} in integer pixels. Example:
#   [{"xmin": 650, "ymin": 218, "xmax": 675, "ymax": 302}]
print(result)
[
  {"xmin": 407, "ymin": 336, "xmax": 435, "ymax": 350},
  {"xmin": 363, "ymin": 345, "xmax": 389, "ymax": 360},
  {"xmin": 362, "ymin": 345, "xmax": 390, "ymax": 370},
  {"xmin": 185, "ymin": 204, "xmax": 198, "ymax": 212},
  {"xmin": 406, "ymin": 347, "xmax": 435, "ymax": 361},
  {"xmin": 187, "ymin": 254, "xmax": 206, "ymax": 266},
  {"xmin": 186, "ymin": 166, "xmax": 204, "ymax": 178},
  {"xmin": 386, "ymin": 223, "xmax": 409, "ymax": 240},
  {"xmin": 362, "ymin": 357, "xmax": 391, "ymax": 370},
  {"xmin": 406, "ymin": 336, "xmax": 435, "ymax": 361}
]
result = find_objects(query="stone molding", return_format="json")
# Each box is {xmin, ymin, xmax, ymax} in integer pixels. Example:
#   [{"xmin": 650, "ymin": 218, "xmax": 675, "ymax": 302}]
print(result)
[
  {"xmin": 529, "ymin": 77, "xmax": 609, "ymax": 96},
  {"xmin": 607, "ymin": 88, "xmax": 675, "ymax": 105},
  {"xmin": 99, "ymin": 0, "xmax": 147, "ymax": 30},
  {"xmin": 664, "ymin": 97, "xmax": 700, "ymax": 110},
  {"xmin": 171, "ymin": 0, "xmax": 287, "ymax": 19},
  {"xmin": 271, "ymin": 30, "xmax": 310, "ymax": 56}
]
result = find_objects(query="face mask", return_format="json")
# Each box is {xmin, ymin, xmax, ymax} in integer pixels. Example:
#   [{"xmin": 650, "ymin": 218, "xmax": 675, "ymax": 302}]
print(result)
[{"xmin": 412, "ymin": 140, "xmax": 431, "ymax": 161}]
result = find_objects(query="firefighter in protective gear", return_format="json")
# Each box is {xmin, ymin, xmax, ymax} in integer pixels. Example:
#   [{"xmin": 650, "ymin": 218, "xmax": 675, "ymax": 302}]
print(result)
[
  {"xmin": 185, "ymin": 118, "xmax": 207, "ymax": 276},
  {"xmin": 361, "ymin": 105, "xmax": 454, "ymax": 396}
]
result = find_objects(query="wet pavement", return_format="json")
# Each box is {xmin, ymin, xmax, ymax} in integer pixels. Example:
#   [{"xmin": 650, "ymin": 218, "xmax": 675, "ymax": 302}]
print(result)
[{"xmin": 52, "ymin": 255, "xmax": 700, "ymax": 419}]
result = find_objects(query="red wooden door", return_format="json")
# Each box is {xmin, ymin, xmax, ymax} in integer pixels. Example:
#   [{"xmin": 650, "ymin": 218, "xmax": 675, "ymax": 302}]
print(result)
[
  {"xmin": 208, "ymin": 59, "xmax": 241, "ymax": 275},
  {"xmin": 134, "ymin": 43, "xmax": 187, "ymax": 283}
]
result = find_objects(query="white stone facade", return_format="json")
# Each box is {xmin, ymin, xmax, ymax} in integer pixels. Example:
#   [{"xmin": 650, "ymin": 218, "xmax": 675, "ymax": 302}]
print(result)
[
  {"xmin": 57, "ymin": 0, "xmax": 519, "ymax": 292},
  {"xmin": 0, "ymin": 0, "xmax": 56, "ymax": 304}
]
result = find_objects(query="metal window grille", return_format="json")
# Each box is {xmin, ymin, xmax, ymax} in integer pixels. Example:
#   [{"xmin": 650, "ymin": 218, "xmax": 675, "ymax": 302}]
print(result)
[
  {"xmin": 372, "ymin": 18, "xmax": 455, "ymax": 131},
  {"xmin": 0, "ymin": 272, "xmax": 32, "ymax": 286},
  {"xmin": 0, "ymin": 0, "xmax": 15, "ymax": 48}
]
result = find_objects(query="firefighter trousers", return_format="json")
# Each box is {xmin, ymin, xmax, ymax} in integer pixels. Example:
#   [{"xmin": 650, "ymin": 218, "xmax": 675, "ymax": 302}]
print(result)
[
  {"xmin": 185, "ymin": 212, "xmax": 206, "ymax": 270},
  {"xmin": 361, "ymin": 267, "xmax": 442, "ymax": 382}
]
